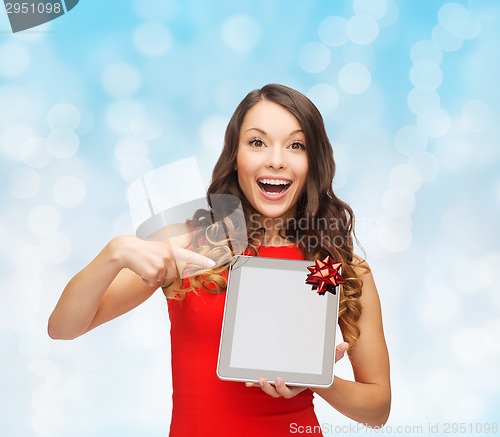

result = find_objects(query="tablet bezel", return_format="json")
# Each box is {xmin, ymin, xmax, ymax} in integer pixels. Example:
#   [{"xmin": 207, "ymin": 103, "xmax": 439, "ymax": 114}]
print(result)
[{"xmin": 217, "ymin": 255, "xmax": 340, "ymax": 388}]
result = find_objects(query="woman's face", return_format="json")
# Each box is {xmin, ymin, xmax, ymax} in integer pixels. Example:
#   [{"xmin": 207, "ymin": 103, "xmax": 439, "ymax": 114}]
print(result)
[{"xmin": 236, "ymin": 100, "xmax": 308, "ymax": 221}]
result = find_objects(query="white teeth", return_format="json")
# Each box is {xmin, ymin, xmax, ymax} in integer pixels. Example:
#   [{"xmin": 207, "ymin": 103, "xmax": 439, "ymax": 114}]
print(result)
[{"xmin": 258, "ymin": 179, "xmax": 290, "ymax": 185}]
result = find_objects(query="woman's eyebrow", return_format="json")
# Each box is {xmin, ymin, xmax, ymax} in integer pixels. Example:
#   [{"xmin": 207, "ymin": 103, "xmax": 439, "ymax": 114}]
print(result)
[
  {"xmin": 244, "ymin": 127, "xmax": 267, "ymax": 135},
  {"xmin": 244, "ymin": 128, "xmax": 304, "ymax": 136}
]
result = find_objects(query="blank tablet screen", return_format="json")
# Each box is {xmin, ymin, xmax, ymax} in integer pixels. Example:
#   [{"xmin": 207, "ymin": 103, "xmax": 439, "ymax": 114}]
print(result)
[
  {"xmin": 217, "ymin": 256, "xmax": 340, "ymax": 387},
  {"xmin": 230, "ymin": 265, "xmax": 326, "ymax": 374}
]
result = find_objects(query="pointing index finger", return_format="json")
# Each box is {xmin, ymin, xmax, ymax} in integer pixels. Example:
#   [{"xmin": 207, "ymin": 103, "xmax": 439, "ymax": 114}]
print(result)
[{"xmin": 172, "ymin": 246, "xmax": 216, "ymax": 269}]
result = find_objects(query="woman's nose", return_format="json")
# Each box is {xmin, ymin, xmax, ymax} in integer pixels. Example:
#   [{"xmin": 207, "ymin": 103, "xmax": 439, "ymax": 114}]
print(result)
[{"xmin": 265, "ymin": 146, "xmax": 286, "ymax": 170}]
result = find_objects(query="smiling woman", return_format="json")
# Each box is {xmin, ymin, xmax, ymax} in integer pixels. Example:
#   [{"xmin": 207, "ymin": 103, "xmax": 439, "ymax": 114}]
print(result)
[
  {"xmin": 48, "ymin": 84, "xmax": 391, "ymax": 436},
  {"xmin": 236, "ymin": 99, "xmax": 309, "ymax": 233}
]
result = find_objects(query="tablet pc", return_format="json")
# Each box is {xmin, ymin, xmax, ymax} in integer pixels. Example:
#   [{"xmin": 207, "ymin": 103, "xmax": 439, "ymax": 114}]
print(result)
[{"xmin": 217, "ymin": 255, "xmax": 340, "ymax": 388}]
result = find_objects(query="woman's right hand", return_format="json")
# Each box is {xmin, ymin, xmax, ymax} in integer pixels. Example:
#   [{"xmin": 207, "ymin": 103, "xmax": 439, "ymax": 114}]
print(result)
[{"xmin": 109, "ymin": 235, "xmax": 216, "ymax": 289}]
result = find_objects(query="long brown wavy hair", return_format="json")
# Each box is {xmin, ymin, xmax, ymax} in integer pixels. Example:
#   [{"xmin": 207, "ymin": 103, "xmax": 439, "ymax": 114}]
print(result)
[{"xmin": 172, "ymin": 84, "xmax": 364, "ymax": 346}]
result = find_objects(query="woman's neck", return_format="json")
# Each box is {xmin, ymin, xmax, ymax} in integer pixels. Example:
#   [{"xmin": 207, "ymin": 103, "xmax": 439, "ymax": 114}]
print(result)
[{"xmin": 249, "ymin": 214, "xmax": 295, "ymax": 247}]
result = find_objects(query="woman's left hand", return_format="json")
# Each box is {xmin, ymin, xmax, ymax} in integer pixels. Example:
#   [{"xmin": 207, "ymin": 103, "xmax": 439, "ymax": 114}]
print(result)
[
  {"xmin": 246, "ymin": 377, "xmax": 306, "ymax": 398},
  {"xmin": 245, "ymin": 341, "xmax": 349, "ymax": 398}
]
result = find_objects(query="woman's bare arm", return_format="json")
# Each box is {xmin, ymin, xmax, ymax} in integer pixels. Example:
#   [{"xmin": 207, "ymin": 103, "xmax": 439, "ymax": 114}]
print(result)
[
  {"xmin": 48, "ymin": 232, "xmax": 215, "ymax": 340},
  {"xmin": 47, "ymin": 234, "xmax": 184, "ymax": 339},
  {"xmin": 311, "ymin": 262, "xmax": 391, "ymax": 426}
]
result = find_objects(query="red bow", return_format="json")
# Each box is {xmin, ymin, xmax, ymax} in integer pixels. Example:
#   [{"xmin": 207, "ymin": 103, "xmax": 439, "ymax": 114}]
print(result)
[{"xmin": 305, "ymin": 256, "xmax": 344, "ymax": 295}]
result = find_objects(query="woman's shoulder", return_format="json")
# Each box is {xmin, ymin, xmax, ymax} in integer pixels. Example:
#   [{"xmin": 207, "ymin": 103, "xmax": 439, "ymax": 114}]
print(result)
[
  {"xmin": 351, "ymin": 253, "xmax": 370, "ymax": 269},
  {"xmin": 347, "ymin": 253, "xmax": 373, "ymax": 284}
]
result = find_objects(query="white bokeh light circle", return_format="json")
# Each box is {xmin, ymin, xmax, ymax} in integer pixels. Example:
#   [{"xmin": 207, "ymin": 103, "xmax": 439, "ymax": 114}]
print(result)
[
  {"xmin": 417, "ymin": 106, "xmax": 450, "ymax": 138},
  {"xmin": 408, "ymin": 152, "xmax": 440, "ymax": 183},
  {"xmin": 13, "ymin": 244, "xmax": 46, "ymax": 275},
  {"xmin": 8, "ymin": 167, "xmax": 41, "ymax": 199},
  {"xmin": 10, "ymin": 292, "xmax": 40, "ymax": 328},
  {"xmin": 432, "ymin": 24, "xmax": 464, "ymax": 52},
  {"xmin": 115, "ymin": 135, "xmax": 149, "ymax": 161},
  {"xmin": 133, "ymin": 0, "xmax": 177, "ymax": 20},
  {"xmin": 75, "ymin": 107, "xmax": 95, "ymax": 135},
  {"xmin": 487, "ymin": 319, "xmax": 500, "ymax": 359},
  {"xmin": 31, "ymin": 380, "xmax": 61, "ymax": 411},
  {"xmin": 47, "ymin": 103, "xmax": 81, "ymax": 131},
  {"xmin": 395, "ymin": 125, "xmax": 428, "ymax": 157},
  {"xmin": 298, "ymin": 42, "xmax": 331, "ymax": 74},
  {"xmin": 346, "ymin": 15, "xmax": 379, "ymax": 45},
  {"xmin": 482, "ymin": 254, "xmax": 500, "ymax": 297},
  {"xmin": 378, "ymin": 0, "xmax": 399, "ymax": 27},
  {"xmin": 18, "ymin": 335, "xmax": 52, "ymax": 361},
  {"xmin": 0, "ymin": 213, "xmax": 6, "ymax": 231},
  {"xmin": 1, "ymin": 123, "xmax": 37, "ymax": 161},
  {"xmin": 453, "ymin": 256, "xmax": 494, "ymax": 294},
  {"xmin": 307, "ymin": 83, "xmax": 340, "ymax": 115},
  {"xmin": 119, "ymin": 155, "xmax": 154, "ymax": 182},
  {"xmin": 133, "ymin": 22, "xmax": 172, "ymax": 57},
  {"xmin": 407, "ymin": 88, "xmax": 440, "ymax": 115},
  {"xmin": 338, "ymin": 63, "xmax": 371, "ymax": 94},
  {"xmin": 105, "ymin": 100, "xmax": 145, "ymax": 134},
  {"xmin": 422, "ymin": 286, "xmax": 461, "ymax": 324},
  {"xmin": 31, "ymin": 384, "xmax": 64, "ymax": 422},
  {"xmin": 101, "ymin": 63, "xmax": 142, "ymax": 98},
  {"xmin": 442, "ymin": 205, "xmax": 472, "ymax": 239},
  {"xmin": 214, "ymin": 81, "xmax": 243, "ymax": 111},
  {"xmin": 410, "ymin": 61, "xmax": 443, "ymax": 90},
  {"xmin": 130, "ymin": 114, "xmax": 163, "ymax": 141},
  {"xmin": 377, "ymin": 213, "xmax": 412, "ymax": 252},
  {"xmin": 0, "ymin": 86, "xmax": 26, "ymax": 123},
  {"xmin": 438, "ymin": 2, "xmax": 481, "ymax": 40},
  {"xmin": 382, "ymin": 188, "xmax": 416, "ymax": 216},
  {"xmin": 31, "ymin": 405, "xmax": 65, "ymax": 435},
  {"xmin": 121, "ymin": 307, "xmax": 168, "ymax": 349},
  {"xmin": 221, "ymin": 15, "xmax": 262, "ymax": 53},
  {"xmin": 39, "ymin": 232, "xmax": 72, "ymax": 264},
  {"xmin": 52, "ymin": 176, "xmax": 87, "ymax": 208},
  {"xmin": 389, "ymin": 163, "xmax": 423, "ymax": 193},
  {"xmin": 451, "ymin": 326, "xmax": 489, "ymax": 365},
  {"xmin": 16, "ymin": 275, "xmax": 43, "ymax": 303},
  {"xmin": 468, "ymin": 0, "xmax": 500, "ymax": 22},
  {"xmin": 110, "ymin": 212, "xmax": 134, "ymax": 236},
  {"xmin": 461, "ymin": 99, "xmax": 493, "ymax": 132},
  {"xmin": 28, "ymin": 206, "xmax": 60, "ymax": 238},
  {"xmin": 0, "ymin": 42, "xmax": 30, "ymax": 77},
  {"xmin": 422, "ymin": 369, "xmax": 483, "ymax": 421},
  {"xmin": 199, "ymin": 116, "xmax": 227, "ymax": 153},
  {"xmin": 47, "ymin": 129, "xmax": 80, "ymax": 159},
  {"xmin": 21, "ymin": 136, "xmax": 52, "ymax": 168},
  {"xmin": 318, "ymin": 16, "xmax": 349, "ymax": 47},
  {"xmin": 340, "ymin": 43, "xmax": 376, "ymax": 66},
  {"xmin": 353, "ymin": 0, "xmax": 388, "ymax": 20},
  {"xmin": 410, "ymin": 40, "xmax": 443, "ymax": 65}
]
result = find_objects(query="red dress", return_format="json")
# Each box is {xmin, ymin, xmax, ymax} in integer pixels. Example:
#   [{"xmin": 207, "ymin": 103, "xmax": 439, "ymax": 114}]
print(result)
[{"xmin": 167, "ymin": 245, "xmax": 324, "ymax": 436}]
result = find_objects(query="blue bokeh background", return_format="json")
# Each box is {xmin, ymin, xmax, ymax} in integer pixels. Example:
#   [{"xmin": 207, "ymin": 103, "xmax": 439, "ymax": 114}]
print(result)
[{"xmin": 1, "ymin": 0, "xmax": 499, "ymax": 435}]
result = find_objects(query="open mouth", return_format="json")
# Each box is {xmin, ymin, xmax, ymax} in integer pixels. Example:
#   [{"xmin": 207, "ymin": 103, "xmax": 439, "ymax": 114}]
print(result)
[{"xmin": 257, "ymin": 178, "xmax": 291, "ymax": 196}]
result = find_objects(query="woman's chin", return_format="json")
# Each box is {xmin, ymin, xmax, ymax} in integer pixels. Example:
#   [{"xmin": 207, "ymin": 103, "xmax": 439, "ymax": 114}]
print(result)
[{"xmin": 253, "ymin": 205, "xmax": 296, "ymax": 221}]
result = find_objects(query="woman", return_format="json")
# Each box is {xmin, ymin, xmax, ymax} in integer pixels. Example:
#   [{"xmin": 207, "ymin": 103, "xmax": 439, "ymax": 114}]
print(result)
[{"xmin": 48, "ymin": 84, "xmax": 391, "ymax": 435}]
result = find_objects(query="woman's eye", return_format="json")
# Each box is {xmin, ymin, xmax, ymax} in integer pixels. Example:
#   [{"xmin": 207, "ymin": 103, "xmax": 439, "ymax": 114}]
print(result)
[
  {"xmin": 250, "ymin": 139, "xmax": 265, "ymax": 148},
  {"xmin": 289, "ymin": 142, "xmax": 306, "ymax": 150}
]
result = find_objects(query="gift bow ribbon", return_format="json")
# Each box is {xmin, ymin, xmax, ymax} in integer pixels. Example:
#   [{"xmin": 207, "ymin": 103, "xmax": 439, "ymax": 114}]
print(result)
[{"xmin": 305, "ymin": 256, "xmax": 344, "ymax": 295}]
